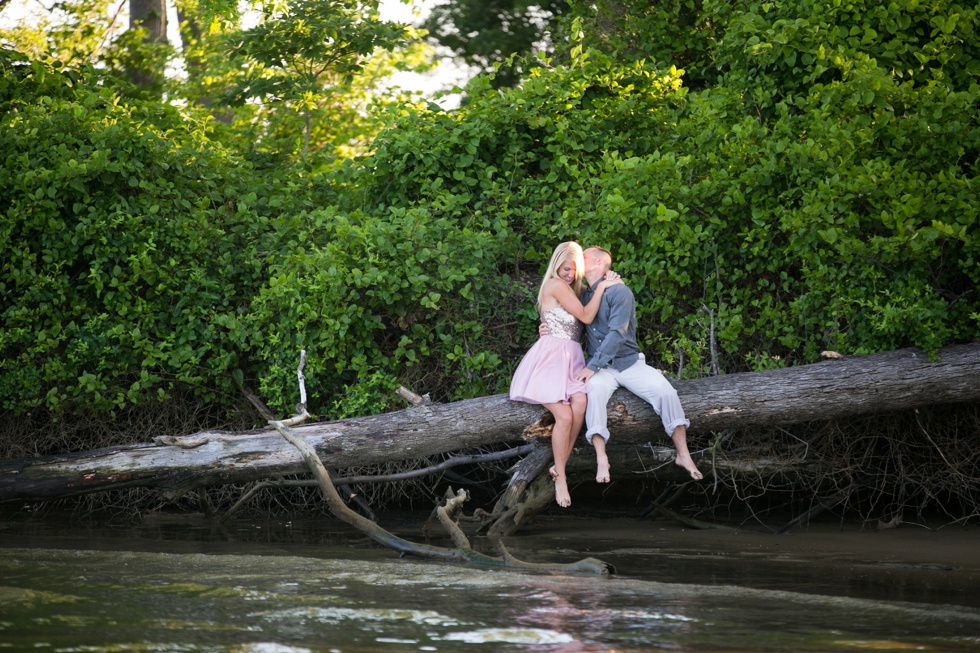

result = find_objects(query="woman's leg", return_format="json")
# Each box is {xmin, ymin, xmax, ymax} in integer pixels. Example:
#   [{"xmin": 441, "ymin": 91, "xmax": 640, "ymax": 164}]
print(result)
[
  {"xmin": 543, "ymin": 402, "xmax": 573, "ymax": 507},
  {"xmin": 550, "ymin": 393, "xmax": 586, "ymax": 480}
]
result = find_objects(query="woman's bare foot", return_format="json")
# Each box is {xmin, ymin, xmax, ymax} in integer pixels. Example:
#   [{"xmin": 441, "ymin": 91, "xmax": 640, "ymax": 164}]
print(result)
[
  {"xmin": 595, "ymin": 456, "xmax": 610, "ymax": 483},
  {"xmin": 675, "ymin": 455, "xmax": 703, "ymax": 481},
  {"xmin": 554, "ymin": 476, "xmax": 571, "ymax": 507}
]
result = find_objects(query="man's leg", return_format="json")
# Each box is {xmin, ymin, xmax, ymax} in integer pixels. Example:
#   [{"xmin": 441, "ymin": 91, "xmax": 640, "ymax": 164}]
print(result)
[
  {"xmin": 618, "ymin": 356, "xmax": 703, "ymax": 481},
  {"xmin": 585, "ymin": 369, "xmax": 619, "ymax": 483},
  {"xmin": 567, "ymin": 393, "xmax": 587, "ymax": 462},
  {"xmin": 592, "ymin": 434, "xmax": 611, "ymax": 484},
  {"xmin": 669, "ymin": 424, "xmax": 702, "ymax": 481}
]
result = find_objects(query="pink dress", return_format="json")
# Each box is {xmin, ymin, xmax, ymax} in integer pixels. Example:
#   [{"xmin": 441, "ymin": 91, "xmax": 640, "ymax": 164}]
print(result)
[{"xmin": 509, "ymin": 305, "xmax": 589, "ymax": 405}]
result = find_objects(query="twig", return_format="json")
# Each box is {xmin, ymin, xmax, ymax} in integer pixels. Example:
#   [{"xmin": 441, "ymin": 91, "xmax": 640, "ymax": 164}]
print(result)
[
  {"xmin": 218, "ymin": 446, "xmax": 536, "ymax": 520},
  {"xmin": 777, "ymin": 487, "xmax": 851, "ymax": 534},
  {"xmin": 709, "ymin": 430, "xmax": 733, "ymax": 493},
  {"xmin": 915, "ymin": 409, "xmax": 963, "ymax": 475},
  {"xmin": 296, "ymin": 349, "xmax": 308, "ymax": 413},
  {"xmin": 700, "ymin": 305, "xmax": 719, "ymax": 376},
  {"xmin": 396, "ymin": 386, "xmax": 431, "ymax": 406},
  {"xmin": 332, "ymin": 445, "xmax": 535, "ymax": 485}
]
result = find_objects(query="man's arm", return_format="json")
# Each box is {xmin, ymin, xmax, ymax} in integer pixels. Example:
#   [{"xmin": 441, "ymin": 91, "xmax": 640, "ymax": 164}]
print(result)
[{"xmin": 585, "ymin": 285, "xmax": 634, "ymax": 372}]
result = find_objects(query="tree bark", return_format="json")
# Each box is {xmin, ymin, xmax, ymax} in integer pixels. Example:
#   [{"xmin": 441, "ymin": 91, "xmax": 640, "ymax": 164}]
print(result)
[
  {"xmin": 2, "ymin": 344, "xmax": 978, "ymax": 503},
  {"xmin": 128, "ymin": 0, "xmax": 168, "ymax": 87}
]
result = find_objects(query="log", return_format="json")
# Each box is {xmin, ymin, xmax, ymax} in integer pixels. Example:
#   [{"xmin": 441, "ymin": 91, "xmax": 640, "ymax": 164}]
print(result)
[
  {"xmin": 2, "ymin": 343, "xmax": 979, "ymax": 503},
  {"xmin": 271, "ymin": 408, "xmax": 611, "ymax": 573}
]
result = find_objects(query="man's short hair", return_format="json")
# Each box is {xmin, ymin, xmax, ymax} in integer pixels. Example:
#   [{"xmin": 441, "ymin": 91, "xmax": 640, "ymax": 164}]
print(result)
[{"xmin": 585, "ymin": 246, "xmax": 613, "ymax": 268}]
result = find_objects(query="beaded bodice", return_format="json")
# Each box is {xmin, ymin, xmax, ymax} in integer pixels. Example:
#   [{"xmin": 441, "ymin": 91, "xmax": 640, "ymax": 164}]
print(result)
[{"xmin": 541, "ymin": 305, "xmax": 583, "ymax": 341}]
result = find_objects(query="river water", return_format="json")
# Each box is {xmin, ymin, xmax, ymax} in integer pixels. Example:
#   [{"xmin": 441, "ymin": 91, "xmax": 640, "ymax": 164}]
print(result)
[{"xmin": 2, "ymin": 513, "xmax": 979, "ymax": 652}]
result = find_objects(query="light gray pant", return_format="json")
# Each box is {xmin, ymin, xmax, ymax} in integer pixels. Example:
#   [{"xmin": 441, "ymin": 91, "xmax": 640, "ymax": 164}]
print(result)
[{"xmin": 585, "ymin": 354, "xmax": 690, "ymax": 443}]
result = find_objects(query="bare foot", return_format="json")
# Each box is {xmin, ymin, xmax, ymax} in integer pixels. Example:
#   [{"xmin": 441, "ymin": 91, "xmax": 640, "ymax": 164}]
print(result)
[
  {"xmin": 675, "ymin": 455, "xmax": 703, "ymax": 481},
  {"xmin": 554, "ymin": 476, "xmax": 571, "ymax": 507},
  {"xmin": 595, "ymin": 456, "xmax": 610, "ymax": 483},
  {"xmin": 549, "ymin": 465, "xmax": 559, "ymax": 481}
]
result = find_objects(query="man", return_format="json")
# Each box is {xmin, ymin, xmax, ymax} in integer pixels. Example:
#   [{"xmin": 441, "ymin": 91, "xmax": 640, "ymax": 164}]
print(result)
[{"xmin": 545, "ymin": 246, "xmax": 703, "ymax": 483}]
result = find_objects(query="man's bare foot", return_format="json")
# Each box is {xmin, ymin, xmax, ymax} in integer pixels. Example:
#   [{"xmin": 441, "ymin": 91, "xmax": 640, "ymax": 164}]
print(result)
[
  {"xmin": 549, "ymin": 465, "xmax": 559, "ymax": 481},
  {"xmin": 554, "ymin": 476, "xmax": 571, "ymax": 507},
  {"xmin": 595, "ymin": 456, "xmax": 610, "ymax": 483},
  {"xmin": 675, "ymin": 455, "xmax": 703, "ymax": 481}
]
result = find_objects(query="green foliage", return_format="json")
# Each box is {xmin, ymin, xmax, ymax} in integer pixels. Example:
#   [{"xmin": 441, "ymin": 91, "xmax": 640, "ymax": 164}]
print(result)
[
  {"xmin": 1, "ymin": 0, "xmax": 977, "ymax": 437},
  {"xmin": 714, "ymin": 0, "xmax": 979, "ymax": 101},
  {"xmin": 1, "ymin": 0, "xmax": 432, "ymax": 168},
  {"xmin": 548, "ymin": 0, "xmax": 979, "ymax": 367},
  {"xmin": 345, "ymin": 47, "xmax": 685, "ymax": 231},
  {"xmin": 221, "ymin": 0, "xmax": 410, "ymax": 159},
  {"xmin": 225, "ymin": 0, "xmax": 408, "ymax": 105},
  {"xmin": 0, "ymin": 52, "xmax": 275, "ymax": 414},
  {"xmin": 0, "ymin": 0, "xmax": 112, "ymax": 65},
  {"xmin": 423, "ymin": 0, "xmax": 569, "ymax": 88},
  {"xmin": 243, "ymin": 202, "xmax": 514, "ymax": 414},
  {"xmin": 561, "ymin": 0, "xmax": 721, "ymax": 89},
  {"xmin": 328, "ymin": 370, "xmax": 400, "ymax": 419}
]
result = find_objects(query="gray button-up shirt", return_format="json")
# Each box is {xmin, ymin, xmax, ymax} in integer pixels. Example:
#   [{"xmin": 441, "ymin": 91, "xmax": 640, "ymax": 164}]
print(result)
[{"xmin": 580, "ymin": 278, "xmax": 640, "ymax": 372}]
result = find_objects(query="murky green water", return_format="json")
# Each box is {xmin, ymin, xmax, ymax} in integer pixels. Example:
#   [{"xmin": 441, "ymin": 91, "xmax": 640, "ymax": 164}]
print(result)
[{"xmin": 1, "ymin": 516, "xmax": 979, "ymax": 652}]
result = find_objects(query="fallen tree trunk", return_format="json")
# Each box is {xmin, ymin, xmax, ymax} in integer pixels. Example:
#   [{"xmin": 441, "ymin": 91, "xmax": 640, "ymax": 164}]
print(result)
[
  {"xmin": 272, "ymin": 405, "xmax": 610, "ymax": 573},
  {"xmin": 2, "ymin": 344, "xmax": 979, "ymax": 503}
]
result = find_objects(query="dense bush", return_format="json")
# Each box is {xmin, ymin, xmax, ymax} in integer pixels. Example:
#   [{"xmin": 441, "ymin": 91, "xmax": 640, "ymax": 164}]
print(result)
[
  {"xmin": 0, "ymin": 52, "xmax": 283, "ymax": 419},
  {"xmin": 1, "ymin": 0, "xmax": 977, "ymax": 435},
  {"xmin": 243, "ymin": 201, "xmax": 516, "ymax": 414},
  {"xmin": 333, "ymin": 0, "xmax": 978, "ymax": 377},
  {"xmin": 556, "ymin": 0, "xmax": 979, "ymax": 369}
]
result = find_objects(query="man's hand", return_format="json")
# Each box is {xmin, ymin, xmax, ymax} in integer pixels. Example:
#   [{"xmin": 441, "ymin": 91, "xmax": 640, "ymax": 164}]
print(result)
[
  {"xmin": 575, "ymin": 367, "xmax": 595, "ymax": 382},
  {"xmin": 538, "ymin": 322, "xmax": 550, "ymax": 337}
]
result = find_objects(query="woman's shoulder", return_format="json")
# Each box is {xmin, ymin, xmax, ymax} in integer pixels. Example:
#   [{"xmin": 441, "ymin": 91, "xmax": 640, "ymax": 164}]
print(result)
[{"xmin": 541, "ymin": 277, "xmax": 569, "ymax": 295}]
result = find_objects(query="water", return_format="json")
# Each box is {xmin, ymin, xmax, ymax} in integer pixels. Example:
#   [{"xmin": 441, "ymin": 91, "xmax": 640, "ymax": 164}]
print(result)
[{"xmin": 2, "ymin": 515, "xmax": 979, "ymax": 652}]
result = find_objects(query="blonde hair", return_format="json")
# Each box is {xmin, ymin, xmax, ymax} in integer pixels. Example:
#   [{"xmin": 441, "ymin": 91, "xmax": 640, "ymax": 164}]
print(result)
[{"xmin": 537, "ymin": 241, "xmax": 584, "ymax": 309}]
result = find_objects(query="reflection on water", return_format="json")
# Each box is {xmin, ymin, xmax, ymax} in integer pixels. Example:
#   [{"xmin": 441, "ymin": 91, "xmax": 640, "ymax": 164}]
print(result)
[{"xmin": 2, "ymin": 539, "xmax": 980, "ymax": 652}]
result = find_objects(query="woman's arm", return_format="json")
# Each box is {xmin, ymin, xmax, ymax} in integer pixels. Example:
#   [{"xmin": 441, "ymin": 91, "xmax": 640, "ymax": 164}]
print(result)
[{"xmin": 545, "ymin": 274, "xmax": 621, "ymax": 324}]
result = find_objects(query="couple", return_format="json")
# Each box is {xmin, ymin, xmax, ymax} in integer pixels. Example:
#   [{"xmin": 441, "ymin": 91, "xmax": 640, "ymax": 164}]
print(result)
[{"xmin": 509, "ymin": 242, "xmax": 703, "ymax": 508}]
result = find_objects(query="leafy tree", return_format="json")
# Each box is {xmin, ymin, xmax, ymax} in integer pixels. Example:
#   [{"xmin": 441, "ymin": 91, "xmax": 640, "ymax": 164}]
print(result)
[
  {"xmin": 423, "ymin": 0, "xmax": 567, "ymax": 87},
  {"xmin": 1, "ymin": 0, "xmax": 431, "ymax": 164},
  {"xmin": 558, "ymin": 0, "xmax": 721, "ymax": 89},
  {"xmin": 222, "ymin": 0, "xmax": 411, "ymax": 160},
  {"xmin": 0, "ymin": 0, "xmax": 118, "ymax": 65}
]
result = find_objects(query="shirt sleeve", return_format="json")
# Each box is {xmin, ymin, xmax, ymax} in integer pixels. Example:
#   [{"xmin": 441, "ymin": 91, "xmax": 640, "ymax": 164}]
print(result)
[{"xmin": 586, "ymin": 285, "xmax": 634, "ymax": 371}]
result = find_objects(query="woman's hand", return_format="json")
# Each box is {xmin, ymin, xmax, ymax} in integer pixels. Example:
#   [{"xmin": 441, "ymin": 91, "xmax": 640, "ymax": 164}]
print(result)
[{"xmin": 602, "ymin": 271, "xmax": 623, "ymax": 287}]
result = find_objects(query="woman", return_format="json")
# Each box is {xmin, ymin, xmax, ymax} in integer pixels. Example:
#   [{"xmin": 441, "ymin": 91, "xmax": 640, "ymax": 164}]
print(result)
[{"xmin": 509, "ymin": 242, "xmax": 621, "ymax": 507}]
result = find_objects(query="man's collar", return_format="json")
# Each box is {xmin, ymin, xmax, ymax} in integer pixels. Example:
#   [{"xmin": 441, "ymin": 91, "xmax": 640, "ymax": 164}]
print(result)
[{"xmin": 584, "ymin": 276, "xmax": 604, "ymax": 292}]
